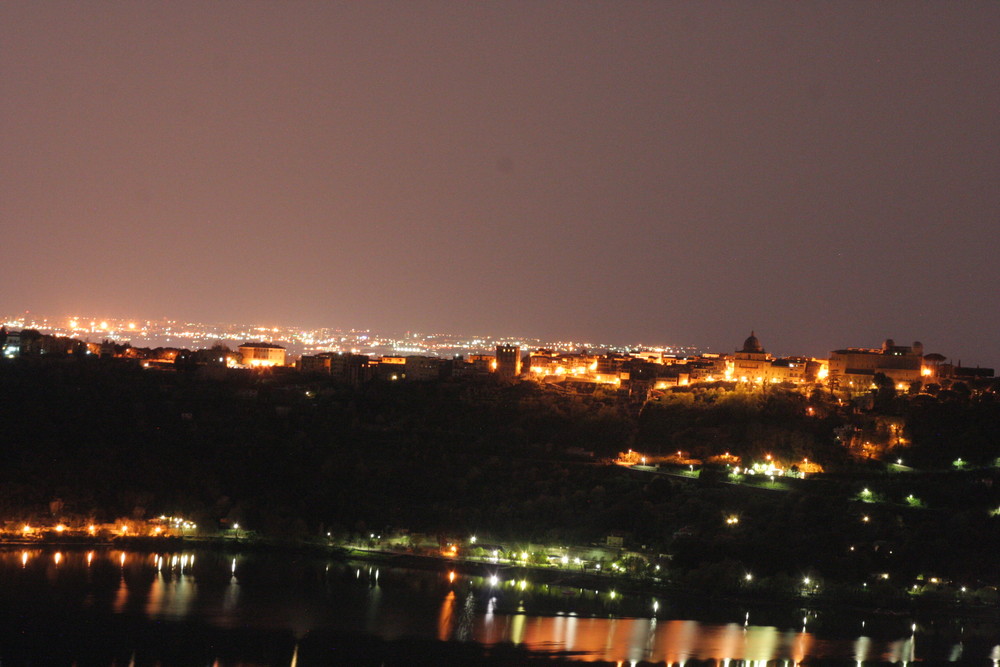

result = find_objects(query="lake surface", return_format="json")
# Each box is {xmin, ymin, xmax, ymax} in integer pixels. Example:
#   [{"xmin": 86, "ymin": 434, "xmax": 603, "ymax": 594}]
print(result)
[{"xmin": 0, "ymin": 547, "xmax": 996, "ymax": 665}]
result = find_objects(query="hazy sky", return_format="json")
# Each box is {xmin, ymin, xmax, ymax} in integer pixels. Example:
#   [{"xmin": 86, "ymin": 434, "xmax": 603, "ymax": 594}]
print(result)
[{"xmin": 2, "ymin": 2, "xmax": 998, "ymax": 364}]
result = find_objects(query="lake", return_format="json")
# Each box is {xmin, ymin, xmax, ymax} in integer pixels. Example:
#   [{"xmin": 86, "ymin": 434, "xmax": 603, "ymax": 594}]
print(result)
[{"xmin": 0, "ymin": 547, "xmax": 996, "ymax": 665}]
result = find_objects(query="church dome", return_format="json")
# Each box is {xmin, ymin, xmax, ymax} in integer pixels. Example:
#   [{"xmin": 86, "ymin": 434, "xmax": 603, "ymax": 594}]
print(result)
[{"xmin": 741, "ymin": 331, "xmax": 764, "ymax": 353}]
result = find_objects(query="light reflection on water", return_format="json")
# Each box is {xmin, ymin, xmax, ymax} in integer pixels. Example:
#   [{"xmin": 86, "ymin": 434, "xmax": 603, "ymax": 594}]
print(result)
[
  {"xmin": 144, "ymin": 562, "xmax": 196, "ymax": 619},
  {"xmin": 0, "ymin": 548, "xmax": 994, "ymax": 664},
  {"xmin": 467, "ymin": 616, "xmax": 819, "ymax": 664}
]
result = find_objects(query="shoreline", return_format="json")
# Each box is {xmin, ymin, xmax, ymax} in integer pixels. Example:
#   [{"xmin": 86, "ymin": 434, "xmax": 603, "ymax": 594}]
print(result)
[{"xmin": 4, "ymin": 536, "xmax": 997, "ymax": 627}]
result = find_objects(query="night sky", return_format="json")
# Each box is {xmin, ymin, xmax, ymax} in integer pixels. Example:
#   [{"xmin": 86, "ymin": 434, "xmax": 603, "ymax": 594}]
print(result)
[{"xmin": 2, "ymin": 2, "xmax": 998, "ymax": 364}]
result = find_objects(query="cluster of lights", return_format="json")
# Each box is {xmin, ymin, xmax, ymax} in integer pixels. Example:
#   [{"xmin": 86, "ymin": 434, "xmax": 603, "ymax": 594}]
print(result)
[
  {"xmin": 483, "ymin": 546, "xmax": 589, "ymax": 568},
  {"xmin": 11, "ymin": 519, "xmax": 205, "ymax": 538},
  {"xmin": 157, "ymin": 515, "xmax": 197, "ymax": 530},
  {"xmin": 16, "ymin": 523, "xmax": 99, "ymax": 536},
  {"xmin": 528, "ymin": 356, "xmax": 624, "ymax": 386},
  {"xmin": 14, "ymin": 313, "xmax": 689, "ymax": 362}
]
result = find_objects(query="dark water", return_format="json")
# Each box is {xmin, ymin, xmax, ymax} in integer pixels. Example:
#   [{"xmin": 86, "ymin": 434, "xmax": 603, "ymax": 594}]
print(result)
[{"xmin": 0, "ymin": 547, "xmax": 997, "ymax": 665}]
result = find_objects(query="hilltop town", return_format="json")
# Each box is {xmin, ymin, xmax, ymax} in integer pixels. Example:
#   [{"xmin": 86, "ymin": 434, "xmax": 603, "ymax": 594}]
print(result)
[
  {"xmin": 1, "ymin": 319, "xmax": 998, "ymax": 609},
  {"xmin": 3, "ymin": 317, "xmax": 992, "ymax": 391}
]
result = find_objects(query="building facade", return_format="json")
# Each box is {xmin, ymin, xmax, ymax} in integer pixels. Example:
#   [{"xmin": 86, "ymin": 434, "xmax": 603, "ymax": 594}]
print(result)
[
  {"xmin": 238, "ymin": 342, "xmax": 286, "ymax": 367},
  {"xmin": 495, "ymin": 345, "xmax": 522, "ymax": 379},
  {"xmin": 828, "ymin": 339, "xmax": 924, "ymax": 389}
]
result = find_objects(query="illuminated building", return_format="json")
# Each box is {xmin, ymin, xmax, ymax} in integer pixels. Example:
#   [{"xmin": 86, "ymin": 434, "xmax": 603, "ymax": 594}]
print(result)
[
  {"xmin": 238, "ymin": 342, "xmax": 286, "ymax": 367},
  {"xmin": 796, "ymin": 357, "xmax": 828, "ymax": 383},
  {"xmin": 767, "ymin": 357, "xmax": 810, "ymax": 384},
  {"xmin": 528, "ymin": 349, "xmax": 558, "ymax": 375},
  {"xmin": 731, "ymin": 333, "xmax": 815, "ymax": 385},
  {"xmin": 528, "ymin": 350, "xmax": 598, "ymax": 378},
  {"xmin": 685, "ymin": 354, "xmax": 729, "ymax": 382},
  {"xmin": 495, "ymin": 344, "xmax": 522, "ymax": 379},
  {"xmin": 464, "ymin": 354, "xmax": 495, "ymax": 375},
  {"xmin": 828, "ymin": 339, "xmax": 924, "ymax": 389},
  {"xmin": 732, "ymin": 332, "xmax": 772, "ymax": 383},
  {"xmin": 371, "ymin": 356, "xmax": 405, "ymax": 381}
]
